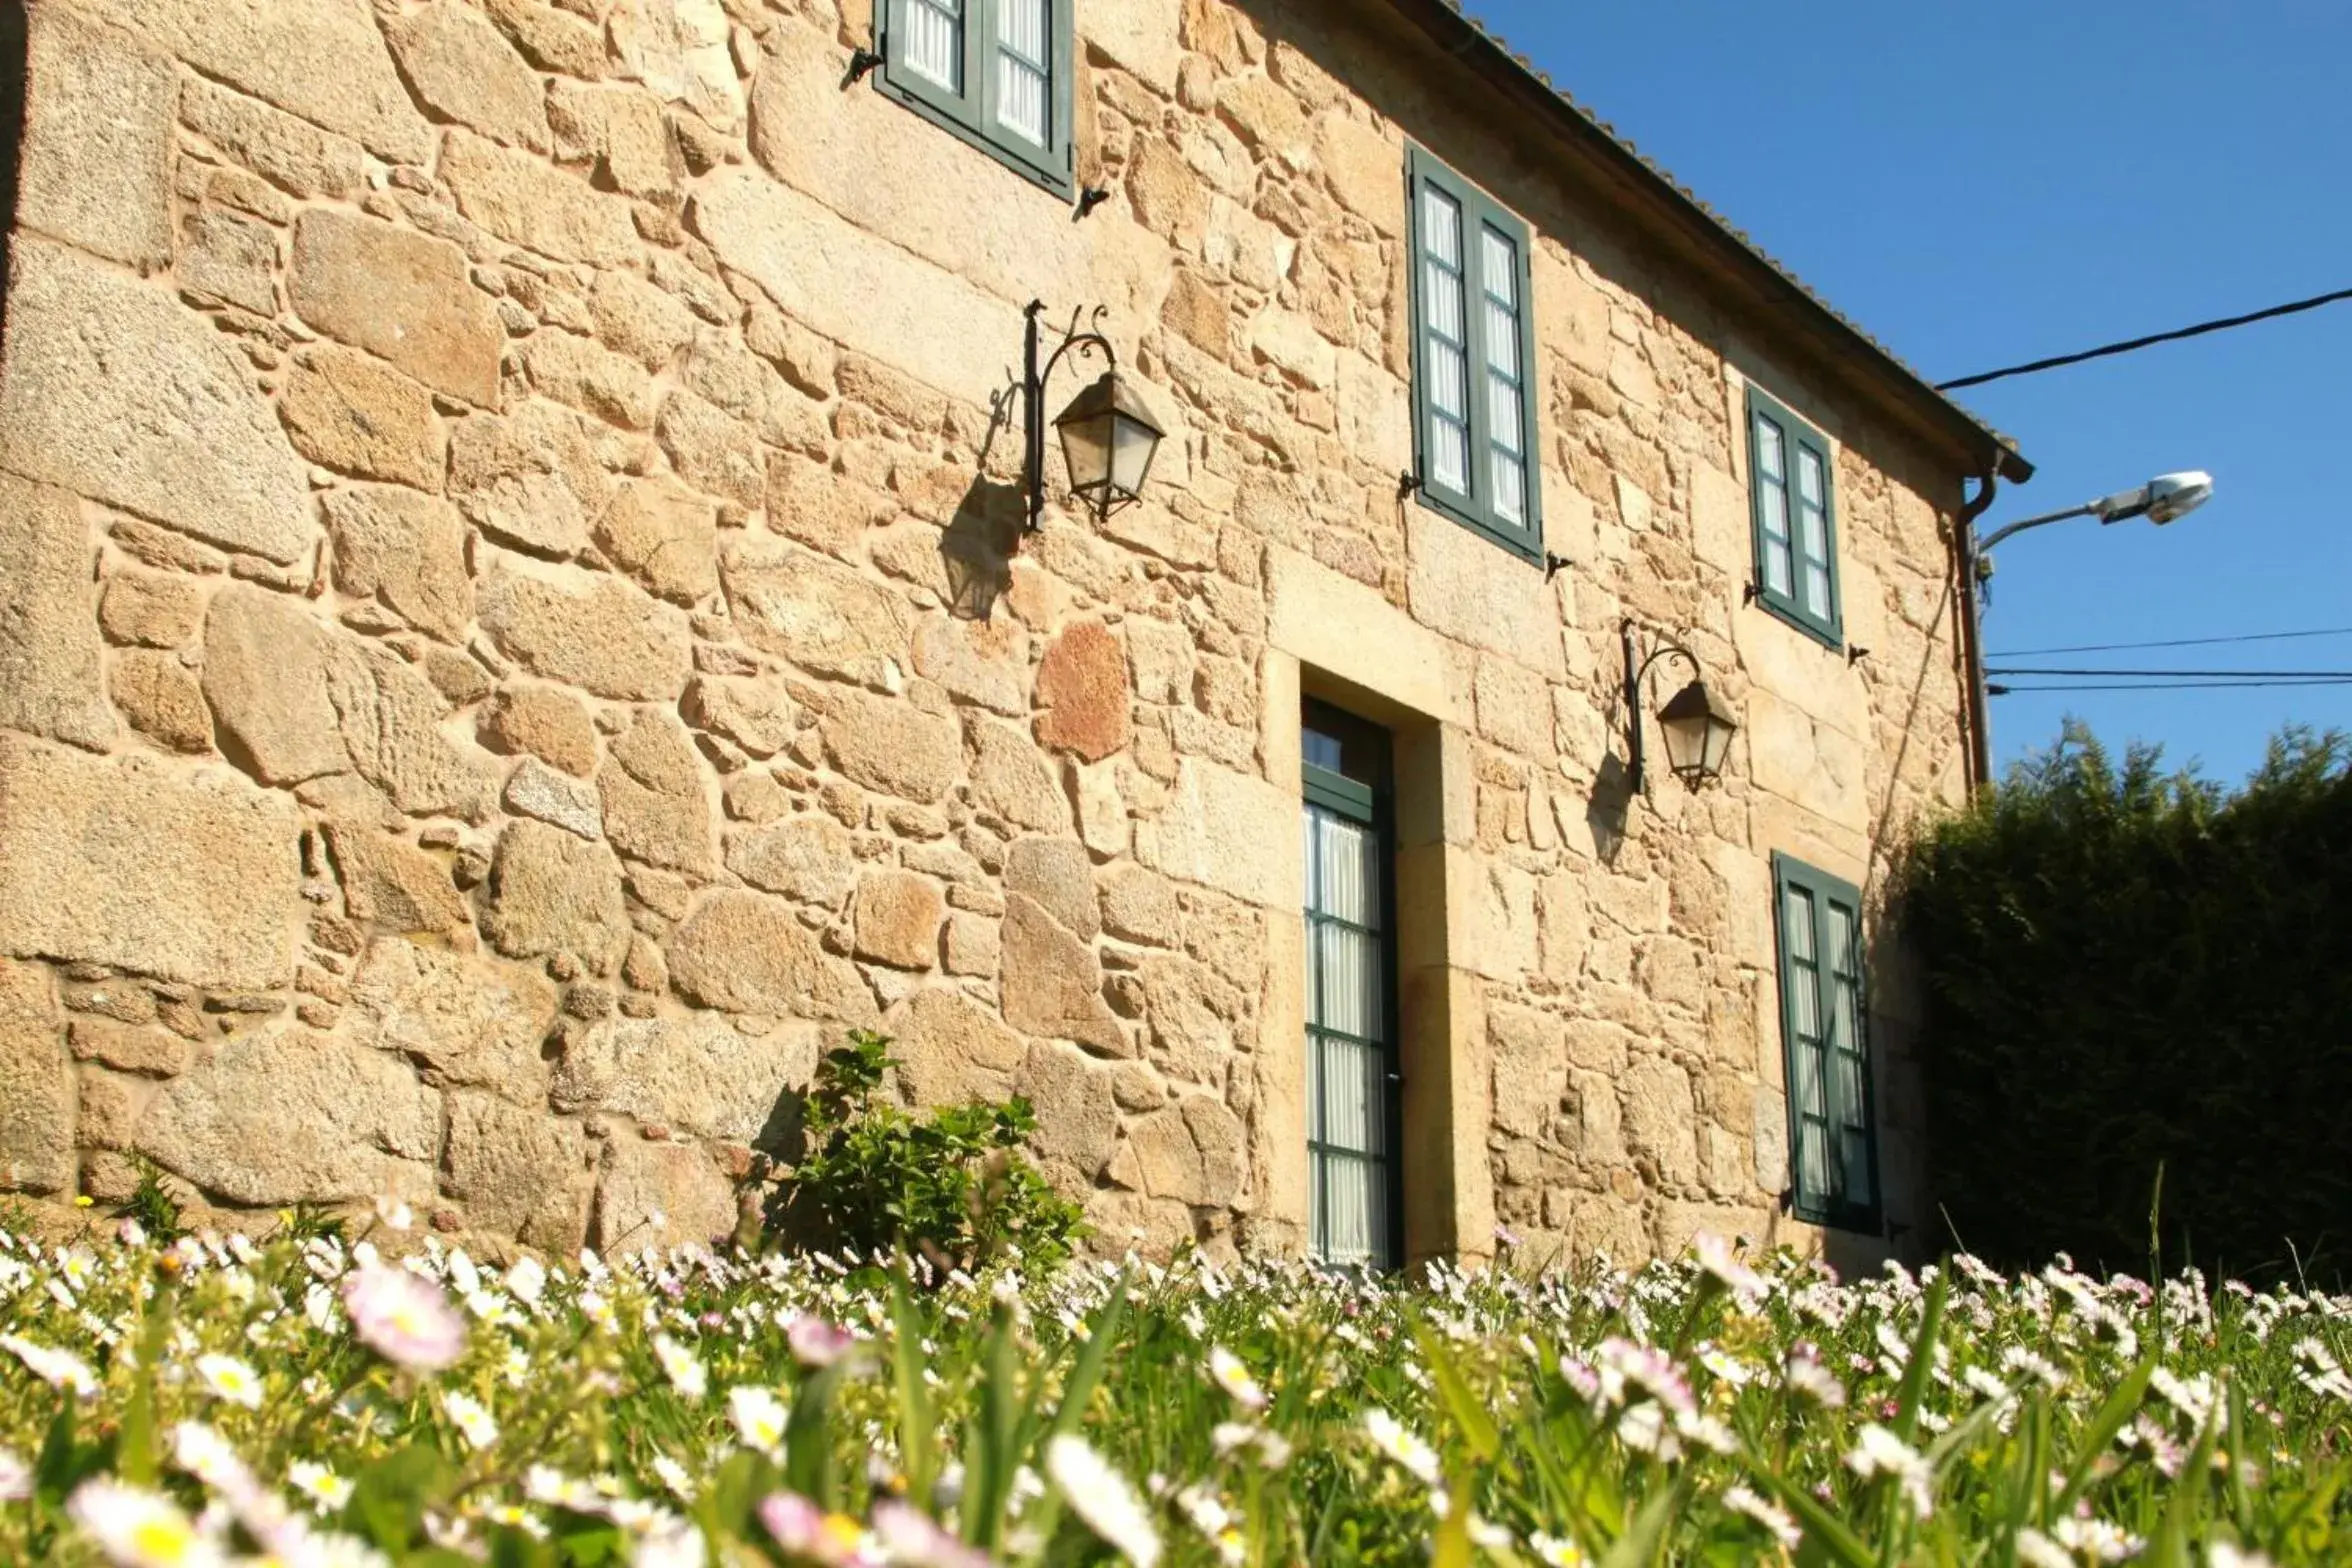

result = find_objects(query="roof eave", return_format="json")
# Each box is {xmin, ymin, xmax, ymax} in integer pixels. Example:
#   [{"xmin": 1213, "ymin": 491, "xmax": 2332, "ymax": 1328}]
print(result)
[{"xmin": 1384, "ymin": 0, "xmax": 2036, "ymax": 486}]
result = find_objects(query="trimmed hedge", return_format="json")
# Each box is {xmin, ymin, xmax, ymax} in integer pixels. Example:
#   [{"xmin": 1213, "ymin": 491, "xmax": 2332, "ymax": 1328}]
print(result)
[{"xmin": 1898, "ymin": 724, "xmax": 2352, "ymax": 1285}]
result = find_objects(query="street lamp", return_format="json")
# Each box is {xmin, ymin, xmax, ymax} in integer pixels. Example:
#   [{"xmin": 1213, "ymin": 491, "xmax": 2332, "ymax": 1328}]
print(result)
[
  {"xmin": 1972, "ymin": 470, "xmax": 2214, "ymax": 568},
  {"xmin": 1964, "ymin": 469, "xmax": 2215, "ymax": 770},
  {"xmin": 1021, "ymin": 301, "xmax": 1165, "ymax": 533},
  {"xmin": 1622, "ymin": 621, "xmax": 1739, "ymax": 796}
]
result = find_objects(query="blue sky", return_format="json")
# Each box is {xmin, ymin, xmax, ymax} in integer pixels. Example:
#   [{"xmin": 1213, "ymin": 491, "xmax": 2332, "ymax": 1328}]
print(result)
[{"xmin": 1459, "ymin": 1, "xmax": 2352, "ymax": 785}]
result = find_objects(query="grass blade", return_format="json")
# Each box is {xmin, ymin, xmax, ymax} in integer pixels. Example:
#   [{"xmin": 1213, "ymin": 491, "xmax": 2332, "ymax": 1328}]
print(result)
[
  {"xmin": 888, "ymin": 1268, "xmax": 938, "ymax": 1506},
  {"xmin": 1415, "ymin": 1320, "xmax": 1502, "ymax": 1463}
]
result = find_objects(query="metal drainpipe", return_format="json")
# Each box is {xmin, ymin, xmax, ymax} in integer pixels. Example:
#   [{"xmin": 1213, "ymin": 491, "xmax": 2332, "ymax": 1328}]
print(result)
[{"xmin": 1954, "ymin": 467, "xmax": 2001, "ymax": 792}]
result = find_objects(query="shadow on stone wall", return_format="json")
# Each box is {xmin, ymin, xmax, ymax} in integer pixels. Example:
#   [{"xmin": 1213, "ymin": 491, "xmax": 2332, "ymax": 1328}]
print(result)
[
  {"xmin": 0, "ymin": 0, "xmax": 26, "ymax": 312},
  {"xmin": 940, "ymin": 474, "xmax": 1023, "ymax": 621},
  {"xmin": 1584, "ymin": 753, "xmax": 1633, "ymax": 865}
]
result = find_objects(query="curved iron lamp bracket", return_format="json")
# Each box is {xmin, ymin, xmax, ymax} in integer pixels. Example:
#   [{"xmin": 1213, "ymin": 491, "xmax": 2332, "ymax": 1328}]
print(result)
[
  {"xmin": 1622, "ymin": 619, "xmax": 1701, "ymax": 796},
  {"xmin": 1023, "ymin": 300, "xmax": 1117, "ymax": 533}
]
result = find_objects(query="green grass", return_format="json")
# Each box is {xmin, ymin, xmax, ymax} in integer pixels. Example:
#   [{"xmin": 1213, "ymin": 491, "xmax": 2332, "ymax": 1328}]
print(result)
[{"xmin": 0, "ymin": 1213, "xmax": 2346, "ymax": 1565}]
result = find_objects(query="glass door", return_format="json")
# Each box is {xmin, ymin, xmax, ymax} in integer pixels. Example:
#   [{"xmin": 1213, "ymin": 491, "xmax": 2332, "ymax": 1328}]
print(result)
[{"xmin": 1302, "ymin": 700, "xmax": 1401, "ymax": 1268}]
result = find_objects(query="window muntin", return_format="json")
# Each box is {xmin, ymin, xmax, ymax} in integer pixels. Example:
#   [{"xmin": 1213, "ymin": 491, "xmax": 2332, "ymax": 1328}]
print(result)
[
  {"xmin": 1303, "ymin": 701, "xmax": 1401, "ymax": 1270},
  {"xmin": 1407, "ymin": 148, "xmax": 1542, "ymax": 561},
  {"xmin": 1774, "ymin": 854, "xmax": 1878, "ymax": 1231},
  {"xmin": 1746, "ymin": 386, "xmax": 1842, "ymax": 645},
  {"xmin": 879, "ymin": 0, "xmax": 1073, "ymax": 198}
]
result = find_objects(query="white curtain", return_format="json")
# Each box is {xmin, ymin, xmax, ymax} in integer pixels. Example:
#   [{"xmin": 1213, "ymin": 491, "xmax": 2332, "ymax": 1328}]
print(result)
[
  {"xmin": 1480, "ymin": 226, "xmax": 1527, "ymax": 524},
  {"xmin": 1418, "ymin": 187, "xmax": 1471, "ymax": 497},
  {"xmin": 1306, "ymin": 804, "xmax": 1389, "ymax": 1267},
  {"xmin": 903, "ymin": 0, "xmax": 962, "ymax": 90},
  {"xmin": 994, "ymin": 0, "xmax": 1050, "ymax": 145}
]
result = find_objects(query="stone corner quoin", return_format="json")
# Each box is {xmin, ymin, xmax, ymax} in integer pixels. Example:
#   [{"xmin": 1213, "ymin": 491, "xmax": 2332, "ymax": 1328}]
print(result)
[{"xmin": 0, "ymin": 0, "xmax": 1976, "ymax": 1267}]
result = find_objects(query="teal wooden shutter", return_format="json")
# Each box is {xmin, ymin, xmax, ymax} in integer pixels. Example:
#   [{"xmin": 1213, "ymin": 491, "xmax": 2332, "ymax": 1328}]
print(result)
[
  {"xmin": 1773, "ymin": 854, "xmax": 1879, "ymax": 1229},
  {"xmin": 1406, "ymin": 147, "xmax": 1543, "ymax": 562},
  {"xmin": 878, "ymin": 0, "xmax": 1073, "ymax": 198},
  {"xmin": 1746, "ymin": 386, "xmax": 1843, "ymax": 646}
]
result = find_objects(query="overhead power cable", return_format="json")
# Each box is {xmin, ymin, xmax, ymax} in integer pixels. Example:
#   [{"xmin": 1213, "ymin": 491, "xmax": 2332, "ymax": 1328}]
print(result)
[
  {"xmin": 1937, "ymin": 283, "xmax": 2352, "ymax": 390},
  {"xmin": 1986, "ymin": 625, "xmax": 2352, "ymax": 658},
  {"xmin": 1990, "ymin": 678, "xmax": 2352, "ymax": 695},
  {"xmin": 1985, "ymin": 667, "xmax": 2352, "ymax": 680}
]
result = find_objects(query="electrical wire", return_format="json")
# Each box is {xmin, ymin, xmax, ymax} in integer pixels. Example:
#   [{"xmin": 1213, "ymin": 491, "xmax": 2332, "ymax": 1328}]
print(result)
[
  {"xmin": 1990, "ymin": 678, "xmax": 2352, "ymax": 695},
  {"xmin": 1937, "ymin": 283, "xmax": 2352, "ymax": 390},
  {"xmin": 1985, "ymin": 626, "xmax": 2352, "ymax": 658},
  {"xmin": 1985, "ymin": 667, "xmax": 2352, "ymax": 680}
]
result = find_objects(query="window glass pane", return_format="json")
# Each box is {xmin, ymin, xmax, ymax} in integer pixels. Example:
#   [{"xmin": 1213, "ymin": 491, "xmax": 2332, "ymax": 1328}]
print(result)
[
  {"xmin": 1428, "ymin": 408, "xmax": 1469, "ymax": 496},
  {"xmin": 1321, "ymin": 1151, "xmax": 1377, "ymax": 1266},
  {"xmin": 1830, "ymin": 1049, "xmax": 1866, "ymax": 1130},
  {"xmin": 1783, "ymin": 885, "xmax": 1815, "ymax": 962},
  {"xmin": 1762, "ymin": 532, "xmax": 1793, "ymax": 598},
  {"xmin": 1491, "ymin": 446, "xmax": 1526, "ymax": 526},
  {"xmin": 1755, "ymin": 416, "xmax": 1785, "ymax": 483},
  {"xmin": 1486, "ymin": 369, "xmax": 1523, "ymax": 453},
  {"xmin": 1802, "ymin": 563, "xmax": 1833, "ymax": 619},
  {"xmin": 1305, "ymin": 1023, "xmax": 1324, "ymax": 1141},
  {"xmin": 1789, "ymin": 1031, "xmax": 1826, "ymax": 1122},
  {"xmin": 1757, "ymin": 416, "xmax": 1794, "ymax": 598},
  {"xmin": 993, "ymin": 0, "xmax": 1049, "ymax": 145},
  {"xmin": 1827, "ymin": 902, "xmax": 1859, "ymax": 978},
  {"xmin": 1299, "ymin": 804, "xmax": 1317, "ymax": 908},
  {"xmin": 1477, "ymin": 226, "xmax": 1528, "ymax": 528},
  {"xmin": 1314, "ymin": 924, "xmax": 1381, "ymax": 1041},
  {"xmin": 1420, "ymin": 185, "xmax": 1462, "ymax": 268},
  {"xmin": 902, "ymin": 0, "xmax": 963, "ymax": 90},
  {"xmin": 1419, "ymin": 185, "xmax": 1474, "ymax": 500},
  {"xmin": 1797, "ymin": 498, "xmax": 1830, "ymax": 564},
  {"xmin": 1425, "ymin": 325, "xmax": 1467, "ymax": 417},
  {"xmin": 1316, "ymin": 813, "xmax": 1381, "ymax": 928},
  {"xmin": 1797, "ymin": 1119, "xmax": 1832, "ymax": 1208},
  {"xmin": 1790, "ymin": 966, "xmax": 1819, "ymax": 1047},
  {"xmin": 1796, "ymin": 445, "xmax": 1826, "ymax": 507},
  {"xmin": 1318, "ymin": 1035, "xmax": 1385, "ymax": 1155},
  {"xmin": 1840, "ymin": 1127, "xmax": 1875, "ymax": 1208}
]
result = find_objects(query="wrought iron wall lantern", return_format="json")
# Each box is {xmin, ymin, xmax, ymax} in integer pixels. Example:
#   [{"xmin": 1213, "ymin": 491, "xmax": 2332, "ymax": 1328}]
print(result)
[
  {"xmin": 1022, "ymin": 300, "xmax": 1165, "ymax": 533},
  {"xmin": 1622, "ymin": 620, "xmax": 1739, "ymax": 793}
]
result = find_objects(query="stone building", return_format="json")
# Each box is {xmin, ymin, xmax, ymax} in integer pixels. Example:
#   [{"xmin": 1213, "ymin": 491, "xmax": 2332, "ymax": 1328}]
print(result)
[{"xmin": 0, "ymin": 0, "xmax": 2031, "ymax": 1267}]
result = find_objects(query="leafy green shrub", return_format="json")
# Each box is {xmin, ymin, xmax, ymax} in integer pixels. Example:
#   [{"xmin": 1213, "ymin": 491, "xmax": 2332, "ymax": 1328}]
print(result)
[
  {"xmin": 764, "ymin": 1029, "xmax": 1088, "ymax": 1273},
  {"xmin": 1899, "ymin": 721, "xmax": 2352, "ymax": 1284},
  {"xmin": 113, "ymin": 1155, "xmax": 187, "ymax": 1245}
]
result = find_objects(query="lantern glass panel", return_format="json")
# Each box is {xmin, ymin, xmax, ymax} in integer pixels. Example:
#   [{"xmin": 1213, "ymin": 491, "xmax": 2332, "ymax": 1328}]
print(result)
[
  {"xmin": 1700, "ymin": 711, "xmax": 1737, "ymax": 778},
  {"xmin": 1058, "ymin": 409, "xmax": 1112, "ymax": 500},
  {"xmin": 1110, "ymin": 410, "xmax": 1159, "ymax": 498}
]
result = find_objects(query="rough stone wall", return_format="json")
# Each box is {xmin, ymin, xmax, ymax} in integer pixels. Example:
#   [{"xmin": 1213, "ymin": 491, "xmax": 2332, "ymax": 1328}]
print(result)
[{"xmin": 0, "ymin": 0, "xmax": 1978, "ymax": 1265}]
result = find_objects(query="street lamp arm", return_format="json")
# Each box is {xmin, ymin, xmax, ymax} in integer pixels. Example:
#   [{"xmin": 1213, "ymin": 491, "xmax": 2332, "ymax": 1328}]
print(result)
[
  {"xmin": 1022, "ymin": 301, "xmax": 1117, "ymax": 535},
  {"xmin": 1973, "ymin": 501, "xmax": 2098, "ymax": 553}
]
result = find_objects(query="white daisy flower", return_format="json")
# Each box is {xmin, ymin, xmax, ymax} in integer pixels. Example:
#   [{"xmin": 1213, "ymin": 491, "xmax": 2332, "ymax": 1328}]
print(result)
[
  {"xmin": 1362, "ymin": 1407, "xmax": 1441, "ymax": 1486},
  {"xmin": 728, "ymin": 1386, "xmax": 789, "ymax": 1458},
  {"xmin": 1722, "ymin": 1485, "xmax": 1801, "ymax": 1551},
  {"xmin": 441, "ymin": 1390, "xmax": 499, "ymax": 1452},
  {"xmin": 69, "ymin": 1479, "xmax": 226, "ymax": 1568},
  {"xmin": 1045, "ymin": 1434, "xmax": 1161, "ymax": 1568},
  {"xmin": 1207, "ymin": 1347, "xmax": 1267, "ymax": 1412},
  {"xmin": 652, "ymin": 1334, "xmax": 708, "ymax": 1400},
  {"xmin": 194, "ymin": 1353, "xmax": 263, "ymax": 1412},
  {"xmin": 288, "ymin": 1460, "xmax": 354, "ymax": 1515}
]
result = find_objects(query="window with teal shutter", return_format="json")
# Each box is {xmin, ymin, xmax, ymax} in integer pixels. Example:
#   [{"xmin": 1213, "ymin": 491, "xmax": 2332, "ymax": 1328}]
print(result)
[
  {"xmin": 877, "ymin": 0, "xmax": 1074, "ymax": 199},
  {"xmin": 1746, "ymin": 386, "xmax": 1842, "ymax": 647},
  {"xmin": 1406, "ymin": 147, "xmax": 1543, "ymax": 562},
  {"xmin": 1772, "ymin": 854, "xmax": 1880, "ymax": 1231}
]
